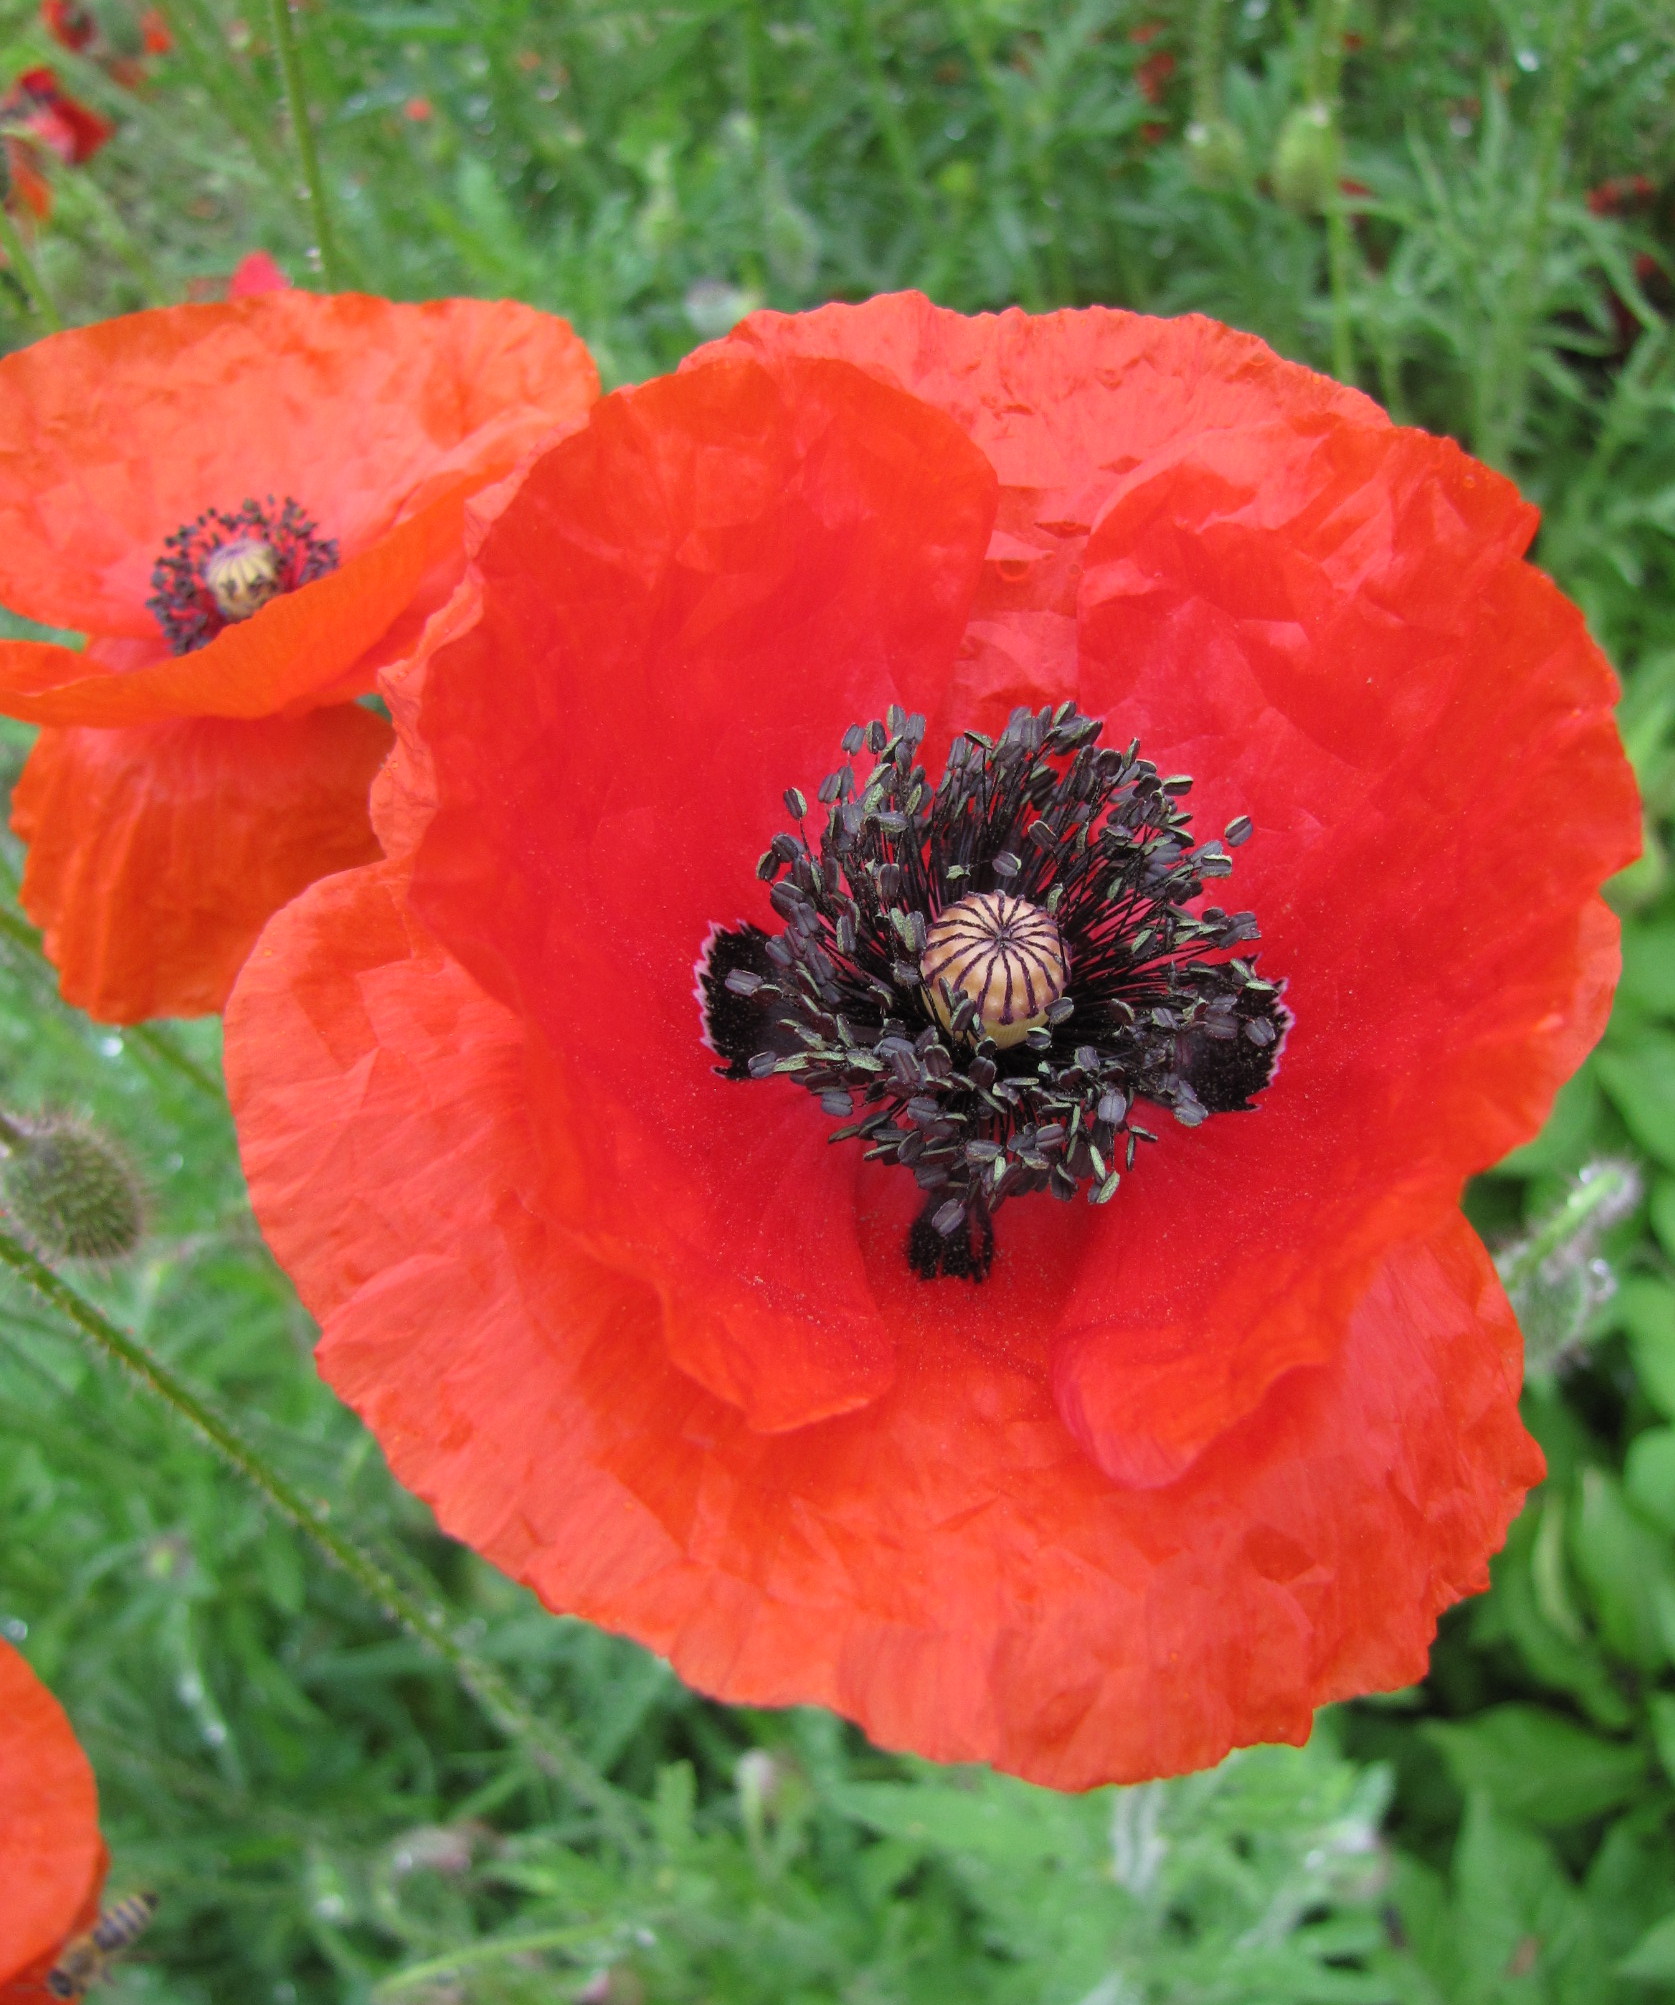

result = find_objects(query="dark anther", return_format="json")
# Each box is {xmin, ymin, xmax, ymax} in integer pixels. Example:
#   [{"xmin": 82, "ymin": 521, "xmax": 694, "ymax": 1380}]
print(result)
[
  {"xmin": 696, "ymin": 701, "xmax": 1290, "ymax": 1281},
  {"xmin": 147, "ymin": 495, "xmax": 339, "ymax": 655},
  {"xmin": 907, "ymin": 1196, "xmax": 995, "ymax": 1282}
]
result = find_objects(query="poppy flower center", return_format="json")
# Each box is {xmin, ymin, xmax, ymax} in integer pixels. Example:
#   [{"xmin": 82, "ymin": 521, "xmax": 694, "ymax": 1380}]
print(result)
[
  {"xmin": 698, "ymin": 702, "xmax": 1290, "ymax": 1282},
  {"xmin": 146, "ymin": 496, "xmax": 339, "ymax": 655},
  {"xmin": 921, "ymin": 890, "xmax": 1069, "ymax": 1049}
]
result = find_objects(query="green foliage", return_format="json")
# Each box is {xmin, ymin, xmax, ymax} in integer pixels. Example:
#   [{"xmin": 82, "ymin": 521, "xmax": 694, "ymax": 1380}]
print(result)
[{"xmin": 2, "ymin": 0, "xmax": 1675, "ymax": 1996}]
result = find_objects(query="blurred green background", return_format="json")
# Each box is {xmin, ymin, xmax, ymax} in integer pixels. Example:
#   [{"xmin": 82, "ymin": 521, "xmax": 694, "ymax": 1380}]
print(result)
[{"xmin": 3, "ymin": 0, "xmax": 1675, "ymax": 1997}]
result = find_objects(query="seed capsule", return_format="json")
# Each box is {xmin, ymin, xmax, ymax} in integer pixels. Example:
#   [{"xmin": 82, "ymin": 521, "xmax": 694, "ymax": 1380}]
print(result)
[
  {"xmin": 202, "ymin": 536, "xmax": 281, "ymax": 622},
  {"xmin": 920, "ymin": 891, "xmax": 1068, "ymax": 1049}
]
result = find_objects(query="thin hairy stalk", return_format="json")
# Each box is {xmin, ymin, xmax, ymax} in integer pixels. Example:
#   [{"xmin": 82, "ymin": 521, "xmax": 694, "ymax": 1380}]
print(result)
[
  {"xmin": 1309, "ymin": 0, "xmax": 1356, "ymax": 384},
  {"xmin": 1189, "ymin": 0, "xmax": 1229, "ymax": 128},
  {"xmin": 374, "ymin": 1924, "xmax": 624, "ymax": 1998},
  {"xmin": 149, "ymin": 0, "xmax": 294, "ymax": 183},
  {"xmin": 1477, "ymin": 0, "xmax": 1589, "ymax": 467},
  {"xmin": 0, "ymin": 206, "xmax": 63, "ymax": 332},
  {"xmin": 0, "ymin": 1224, "xmax": 640, "ymax": 1847},
  {"xmin": 0, "ymin": 904, "xmax": 223, "ymax": 1101},
  {"xmin": 943, "ymin": 0, "xmax": 1055, "ymax": 306},
  {"xmin": 846, "ymin": 0, "xmax": 935, "ymax": 243},
  {"xmin": 266, "ymin": 0, "xmax": 343, "ymax": 286}
]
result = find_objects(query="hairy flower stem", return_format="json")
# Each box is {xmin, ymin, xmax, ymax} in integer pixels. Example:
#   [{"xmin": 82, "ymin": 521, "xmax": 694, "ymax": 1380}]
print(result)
[
  {"xmin": 150, "ymin": 0, "xmax": 293, "ymax": 185},
  {"xmin": 0, "ymin": 904, "xmax": 222, "ymax": 1102},
  {"xmin": 1477, "ymin": 0, "xmax": 1588, "ymax": 468},
  {"xmin": 0, "ymin": 1224, "xmax": 641, "ymax": 1849},
  {"xmin": 265, "ymin": 0, "xmax": 343, "ymax": 287},
  {"xmin": 1308, "ymin": 0, "xmax": 1356, "ymax": 385},
  {"xmin": 1189, "ymin": 0, "xmax": 1228, "ymax": 127},
  {"xmin": 0, "ymin": 206, "xmax": 63, "ymax": 333}
]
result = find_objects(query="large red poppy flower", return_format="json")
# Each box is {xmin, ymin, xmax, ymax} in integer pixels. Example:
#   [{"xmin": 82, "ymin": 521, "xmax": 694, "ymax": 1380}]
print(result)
[
  {"xmin": 226, "ymin": 293, "xmax": 1637, "ymax": 1787},
  {"xmin": 0, "ymin": 291, "xmax": 598, "ymax": 1020},
  {"xmin": 0, "ymin": 1639, "xmax": 105, "ymax": 2001}
]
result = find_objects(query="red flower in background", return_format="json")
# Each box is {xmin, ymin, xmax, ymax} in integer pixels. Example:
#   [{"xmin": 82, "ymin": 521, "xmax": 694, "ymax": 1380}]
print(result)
[
  {"xmin": 226, "ymin": 292, "xmax": 1636, "ymax": 1787},
  {"xmin": 0, "ymin": 291, "xmax": 598, "ymax": 1021},
  {"xmin": 2, "ymin": 67, "xmax": 113, "ymax": 164},
  {"xmin": 40, "ymin": 0, "xmax": 170, "ymax": 88},
  {"xmin": 226, "ymin": 248, "xmax": 288, "ymax": 296},
  {"xmin": 1, "ymin": 65, "xmax": 111, "ymax": 221},
  {"xmin": 0, "ymin": 1639, "xmax": 105, "ymax": 2002}
]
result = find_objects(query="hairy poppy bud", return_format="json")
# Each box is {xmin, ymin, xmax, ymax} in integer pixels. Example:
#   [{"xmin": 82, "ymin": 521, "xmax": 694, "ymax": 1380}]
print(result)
[
  {"xmin": 1497, "ymin": 1158, "xmax": 1641, "ymax": 1381},
  {"xmin": 1270, "ymin": 101, "xmax": 1334, "ymax": 213},
  {"xmin": 0, "ymin": 1113, "xmax": 143, "ymax": 1260}
]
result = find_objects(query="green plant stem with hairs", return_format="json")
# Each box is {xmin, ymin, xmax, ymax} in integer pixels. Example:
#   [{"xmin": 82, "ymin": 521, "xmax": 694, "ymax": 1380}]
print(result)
[
  {"xmin": 265, "ymin": 0, "xmax": 343, "ymax": 287},
  {"xmin": 0, "ymin": 1221, "xmax": 642, "ymax": 1851},
  {"xmin": 0, "ymin": 205, "xmax": 63, "ymax": 333},
  {"xmin": 0, "ymin": 902, "xmax": 224, "ymax": 1102},
  {"xmin": 1476, "ymin": 0, "xmax": 1590, "ymax": 467},
  {"xmin": 1190, "ymin": 0, "xmax": 1229, "ymax": 129},
  {"xmin": 1308, "ymin": 0, "xmax": 1356, "ymax": 385}
]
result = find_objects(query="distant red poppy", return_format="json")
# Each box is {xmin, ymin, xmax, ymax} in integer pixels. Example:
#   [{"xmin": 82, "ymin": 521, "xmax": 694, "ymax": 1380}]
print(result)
[
  {"xmin": 0, "ymin": 291, "xmax": 598, "ymax": 1021},
  {"xmin": 1135, "ymin": 48, "xmax": 1175, "ymax": 104},
  {"xmin": 1586, "ymin": 173, "xmax": 1657, "ymax": 217},
  {"xmin": 2, "ymin": 67, "xmax": 113, "ymax": 164},
  {"xmin": 39, "ymin": 0, "xmax": 95, "ymax": 53},
  {"xmin": 40, "ymin": 1, "xmax": 170, "ymax": 85},
  {"xmin": 226, "ymin": 248, "xmax": 288, "ymax": 296},
  {"xmin": 0, "ymin": 1640, "xmax": 105, "ymax": 2002},
  {"xmin": 226, "ymin": 292, "xmax": 1636, "ymax": 1787}
]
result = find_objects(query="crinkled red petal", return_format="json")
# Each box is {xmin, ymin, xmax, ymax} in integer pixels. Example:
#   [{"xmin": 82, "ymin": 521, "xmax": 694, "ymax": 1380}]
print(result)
[
  {"xmin": 405, "ymin": 351, "xmax": 999, "ymax": 1429},
  {"xmin": 14, "ymin": 705, "xmax": 391, "ymax": 1022},
  {"xmin": 0, "ymin": 291, "xmax": 598, "ymax": 639},
  {"xmin": 0, "ymin": 1640, "xmax": 104, "ymax": 1992},
  {"xmin": 227, "ymin": 859, "xmax": 1542, "ymax": 1786}
]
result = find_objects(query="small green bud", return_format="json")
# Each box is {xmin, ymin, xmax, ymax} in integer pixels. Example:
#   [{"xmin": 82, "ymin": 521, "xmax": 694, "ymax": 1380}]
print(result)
[
  {"xmin": 1, "ymin": 1114, "xmax": 144, "ymax": 1261},
  {"xmin": 1185, "ymin": 117, "xmax": 1248, "ymax": 190},
  {"xmin": 1270, "ymin": 101, "xmax": 1335, "ymax": 214},
  {"xmin": 1497, "ymin": 1158, "xmax": 1642, "ymax": 1381}
]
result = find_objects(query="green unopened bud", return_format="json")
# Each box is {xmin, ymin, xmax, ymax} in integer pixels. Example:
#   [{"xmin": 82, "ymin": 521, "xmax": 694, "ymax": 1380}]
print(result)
[
  {"xmin": 0, "ymin": 1114, "xmax": 144, "ymax": 1261},
  {"xmin": 1185, "ymin": 117, "xmax": 1248, "ymax": 190},
  {"xmin": 1270, "ymin": 101, "xmax": 1334, "ymax": 213},
  {"xmin": 1497, "ymin": 1158, "xmax": 1641, "ymax": 1382}
]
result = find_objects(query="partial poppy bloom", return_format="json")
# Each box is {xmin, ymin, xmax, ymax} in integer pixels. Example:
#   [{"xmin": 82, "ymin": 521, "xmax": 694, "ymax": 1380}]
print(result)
[
  {"xmin": 0, "ymin": 1639, "xmax": 105, "ymax": 2001},
  {"xmin": 226, "ymin": 293, "xmax": 1638, "ymax": 1787},
  {"xmin": 40, "ymin": 1, "xmax": 170, "ymax": 86},
  {"xmin": 1, "ymin": 65, "xmax": 112, "ymax": 221},
  {"xmin": 0, "ymin": 290, "xmax": 598, "ymax": 1021},
  {"xmin": 1, "ymin": 68, "xmax": 114, "ymax": 165}
]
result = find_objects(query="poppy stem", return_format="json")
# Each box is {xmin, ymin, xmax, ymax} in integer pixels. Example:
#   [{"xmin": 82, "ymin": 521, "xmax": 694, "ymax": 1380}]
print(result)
[
  {"xmin": 0, "ymin": 206, "xmax": 63, "ymax": 334},
  {"xmin": 1308, "ymin": 0, "xmax": 1357, "ymax": 386},
  {"xmin": 265, "ymin": 0, "xmax": 344, "ymax": 289},
  {"xmin": 1476, "ymin": 0, "xmax": 1589, "ymax": 469},
  {"xmin": 0, "ymin": 903, "xmax": 223, "ymax": 1103},
  {"xmin": 0, "ymin": 1223, "xmax": 642, "ymax": 1850}
]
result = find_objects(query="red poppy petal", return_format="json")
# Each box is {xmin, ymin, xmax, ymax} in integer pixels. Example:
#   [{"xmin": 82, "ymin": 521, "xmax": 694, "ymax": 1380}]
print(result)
[
  {"xmin": 227, "ymin": 861, "xmax": 1539, "ymax": 1787},
  {"xmin": 0, "ymin": 489, "xmax": 461, "ymax": 725},
  {"xmin": 702, "ymin": 294, "xmax": 1636, "ymax": 1486},
  {"xmin": 704, "ymin": 292, "xmax": 1379, "ymax": 730},
  {"xmin": 1047, "ymin": 419, "xmax": 1633, "ymax": 1484},
  {"xmin": 0, "ymin": 1640, "xmax": 103, "ymax": 1989},
  {"xmin": 404, "ymin": 351, "xmax": 997, "ymax": 1429},
  {"xmin": 0, "ymin": 293, "xmax": 597, "ymax": 636},
  {"xmin": 227, "ymin": 250, "xmax": 288, "ymax": 297},
  {"xmin": 14, "ymin": 704, "xmax": 391, "ymax": 1022}
]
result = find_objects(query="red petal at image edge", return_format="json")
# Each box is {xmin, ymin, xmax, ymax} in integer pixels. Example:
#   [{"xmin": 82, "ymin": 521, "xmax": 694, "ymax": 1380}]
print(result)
[
  {"xmin": 228, "ymin": 858, "xmax": 1543, "ymax": 1789},
  {"xmin": 14, "ymin": 704, "xmax": 392, "ymax": 1022},
  {"xmin": 0, "ymin": 1640, "xmax": 104, "ymax": 1992}
]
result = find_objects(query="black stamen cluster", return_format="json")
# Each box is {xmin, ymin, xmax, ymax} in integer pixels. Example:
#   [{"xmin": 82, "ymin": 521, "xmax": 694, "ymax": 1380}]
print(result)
[
  {"xmin": 147, "ymin": 495, "xmax": 339, "ymax": 655},
  {"xmin": 699, "ymin": 702, "xmax": 1289, "ymax": 1281}
]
